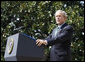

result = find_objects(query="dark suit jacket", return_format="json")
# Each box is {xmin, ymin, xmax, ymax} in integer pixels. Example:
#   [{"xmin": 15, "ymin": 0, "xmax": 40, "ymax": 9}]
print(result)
[{"xmin": 45, "ymin": 23, "xmax": 73, "ymax": 61}]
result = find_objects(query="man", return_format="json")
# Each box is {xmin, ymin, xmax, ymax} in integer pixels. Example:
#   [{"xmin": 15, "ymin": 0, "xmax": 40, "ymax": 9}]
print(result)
[{"xmin": 36, "ymin": 10, "xmax": 73, "ymax": 61}]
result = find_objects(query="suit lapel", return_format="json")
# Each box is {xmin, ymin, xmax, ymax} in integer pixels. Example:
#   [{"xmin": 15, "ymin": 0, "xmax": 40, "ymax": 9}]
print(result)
[
  {"xmin": 57, "ymin": 23, "xmax": 68, "ymax": 35},
  {"xmin": 51, "ymin": 23, "xmax": 68, "ymax": 39},
  {"xmin": 60, "ymin": 23, "xmax": 68, "ymax": 29}
]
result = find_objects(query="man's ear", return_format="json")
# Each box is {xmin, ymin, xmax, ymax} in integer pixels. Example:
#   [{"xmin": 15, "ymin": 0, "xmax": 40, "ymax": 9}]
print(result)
[{"xmin": 64, "ymin": 17, "xmax": 67, "ymax": 21}]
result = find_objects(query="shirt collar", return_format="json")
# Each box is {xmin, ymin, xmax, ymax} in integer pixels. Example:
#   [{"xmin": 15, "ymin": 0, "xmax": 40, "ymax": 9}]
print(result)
[{"xmin": 58, "ymin": 22, "xmax": 66, "ymax": 29}]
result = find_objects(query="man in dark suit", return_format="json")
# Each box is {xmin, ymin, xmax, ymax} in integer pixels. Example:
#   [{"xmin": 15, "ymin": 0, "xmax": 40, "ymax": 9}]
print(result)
[{"xmin": 36, "ymin": 10, "xmax": 73, "ymax": 61}]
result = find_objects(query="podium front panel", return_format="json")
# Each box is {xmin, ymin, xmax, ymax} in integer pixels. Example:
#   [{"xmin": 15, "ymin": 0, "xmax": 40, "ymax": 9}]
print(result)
[{"xmin": 4, "ymin": 33, "xmax": 44, "ymax": 61}]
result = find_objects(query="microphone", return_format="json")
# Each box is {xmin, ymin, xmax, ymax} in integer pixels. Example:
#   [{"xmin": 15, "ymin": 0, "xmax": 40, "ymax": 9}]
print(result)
[{"xmin": 13, "ymin": 26, "xmax": 24, "ymax": 31}]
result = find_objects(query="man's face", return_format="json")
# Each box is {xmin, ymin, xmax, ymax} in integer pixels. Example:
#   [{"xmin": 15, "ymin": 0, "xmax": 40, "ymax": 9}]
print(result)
[{"xmin": 55, "ymin": 12, "xmax": 66, "ymax": 25}]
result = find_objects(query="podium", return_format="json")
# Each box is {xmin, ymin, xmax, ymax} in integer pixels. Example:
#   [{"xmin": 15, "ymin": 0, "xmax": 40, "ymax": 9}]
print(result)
[{"xmin": 4, "ymin": 33, "xmax": 44, "ymax": 61}]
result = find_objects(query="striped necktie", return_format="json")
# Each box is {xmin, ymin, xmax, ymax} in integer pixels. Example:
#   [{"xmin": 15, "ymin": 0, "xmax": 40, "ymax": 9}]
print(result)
[{"xmin": 53, "ymin": 27, "xmax": 60, "ymax": 37}]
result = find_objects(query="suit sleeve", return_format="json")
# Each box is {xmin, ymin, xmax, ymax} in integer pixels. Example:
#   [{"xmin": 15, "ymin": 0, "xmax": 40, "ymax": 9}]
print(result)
[{"xmin": 45, "ymin": 26, "xmax": 73, "ymax": 46}]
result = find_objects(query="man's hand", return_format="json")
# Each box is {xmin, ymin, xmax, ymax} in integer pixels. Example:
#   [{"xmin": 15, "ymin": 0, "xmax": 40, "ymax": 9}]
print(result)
[{"xmin": 36, "ymin": 39, "xmax": 47, "ymax": 46}]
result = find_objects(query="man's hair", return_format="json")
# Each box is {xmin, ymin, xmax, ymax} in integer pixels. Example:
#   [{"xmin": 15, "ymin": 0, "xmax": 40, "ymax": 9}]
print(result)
[{"xmin": 54, "ymin": 10, "xmax": 67, "ymax": 18}]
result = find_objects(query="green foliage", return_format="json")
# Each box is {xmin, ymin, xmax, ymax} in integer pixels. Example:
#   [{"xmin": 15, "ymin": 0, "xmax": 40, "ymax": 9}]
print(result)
[{"xmin": 1, "ymin": 1, "xmax": 84, "ymax": 61}]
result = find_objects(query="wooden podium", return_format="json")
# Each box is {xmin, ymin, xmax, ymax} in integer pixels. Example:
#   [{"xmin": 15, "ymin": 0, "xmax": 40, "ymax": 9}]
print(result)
[{"xmin": 4, "ymin": 33, "xmax": 44, "ymax": 61}]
